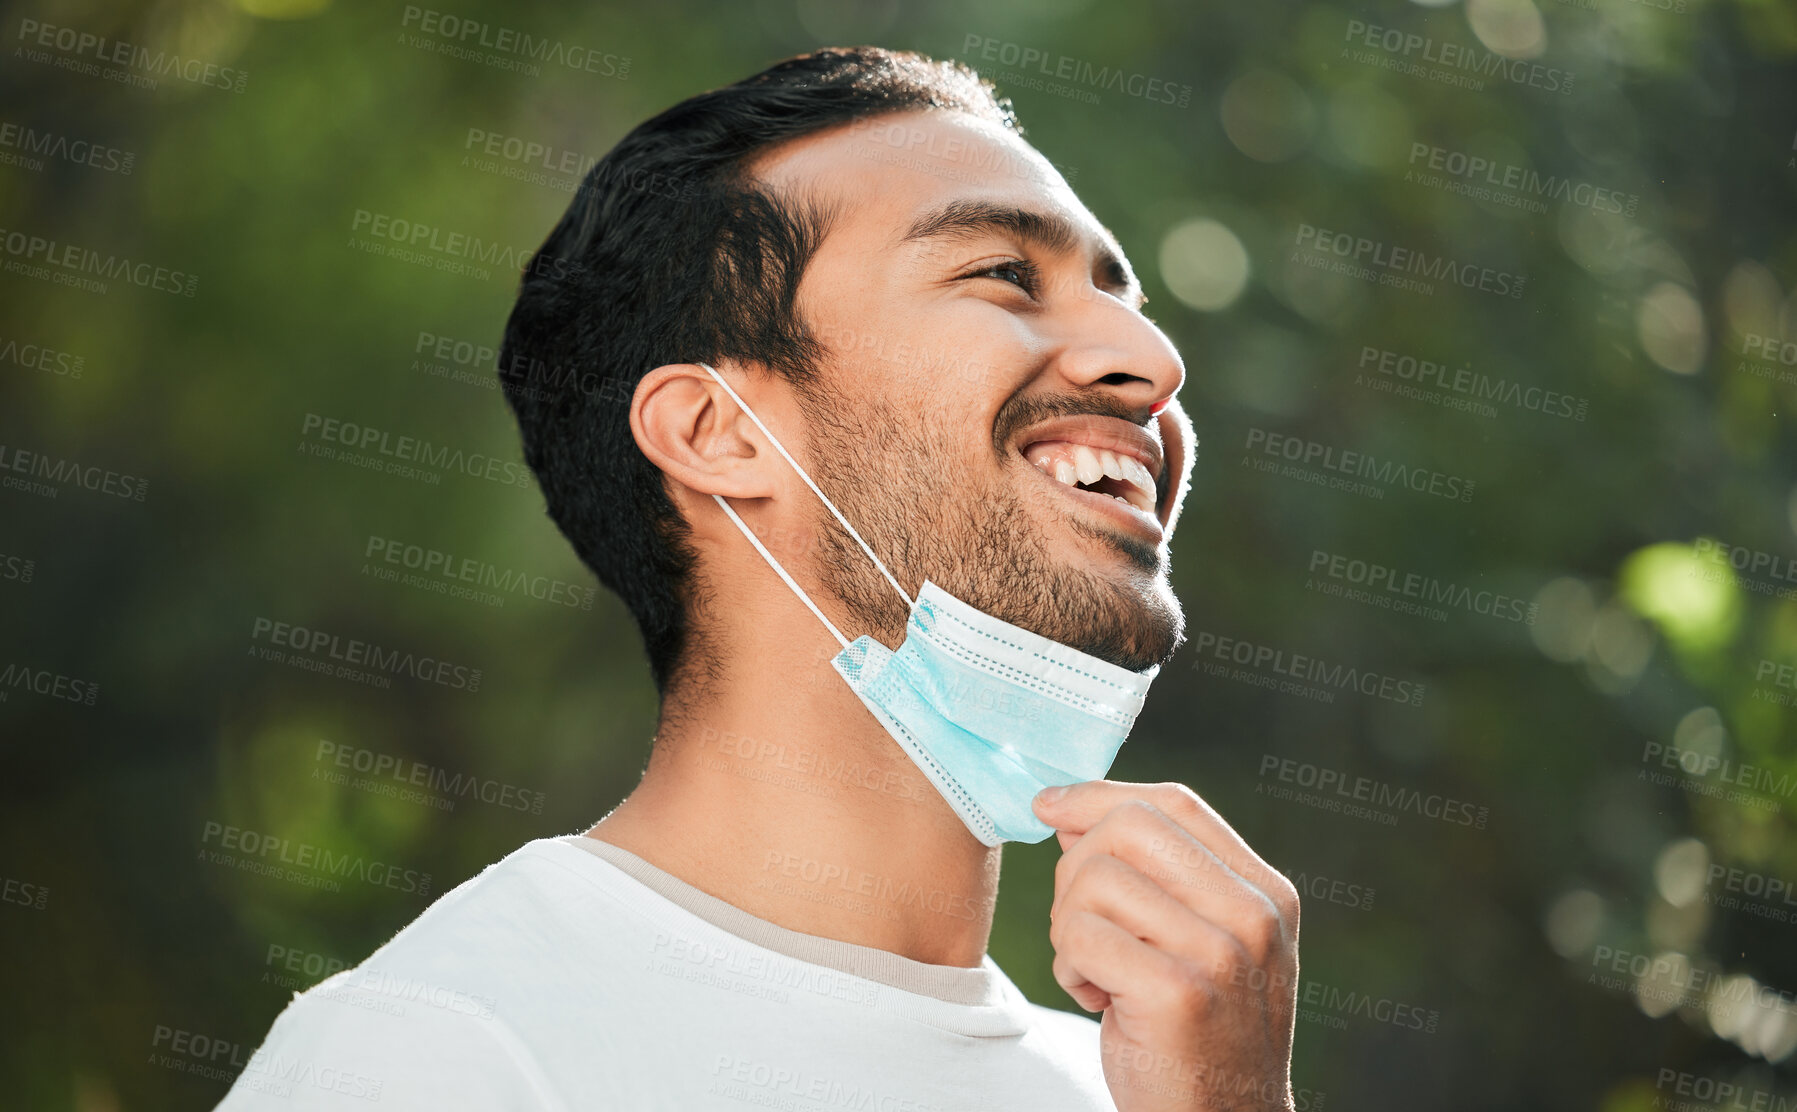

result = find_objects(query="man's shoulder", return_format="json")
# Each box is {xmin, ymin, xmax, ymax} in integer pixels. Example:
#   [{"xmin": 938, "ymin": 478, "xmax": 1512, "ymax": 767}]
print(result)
[
  {"xmin": 355, "ymin": 837, "xmax": 599, "ymax": 962},
  {"xmin": 214, "ymin": 837, "xmax": 622, "ymax": 1111}
]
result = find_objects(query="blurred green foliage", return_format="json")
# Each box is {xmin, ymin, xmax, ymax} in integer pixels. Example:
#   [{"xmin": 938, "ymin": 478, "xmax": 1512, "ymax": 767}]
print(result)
[{"xmin": 1, "ymin": 0, "xmax": 1795, "ymax": 1108}]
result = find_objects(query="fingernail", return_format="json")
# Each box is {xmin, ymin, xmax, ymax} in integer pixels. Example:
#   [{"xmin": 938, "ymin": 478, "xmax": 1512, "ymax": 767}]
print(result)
[{"xmin": 1036, "ymin": 785, "xmax": 1067, "ymax": 805}]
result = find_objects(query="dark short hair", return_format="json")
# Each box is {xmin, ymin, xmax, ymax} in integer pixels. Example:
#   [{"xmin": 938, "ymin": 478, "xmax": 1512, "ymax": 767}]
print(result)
[{"xmin": 498, "ymin": 48, "xmax": 1017, "ymax": 692}]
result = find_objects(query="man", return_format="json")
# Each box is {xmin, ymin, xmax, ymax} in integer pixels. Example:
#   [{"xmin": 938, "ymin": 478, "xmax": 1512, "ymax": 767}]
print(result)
[{"xmin": 220, "ymin": 47, "xmax": 1299, "ymax": 1111}]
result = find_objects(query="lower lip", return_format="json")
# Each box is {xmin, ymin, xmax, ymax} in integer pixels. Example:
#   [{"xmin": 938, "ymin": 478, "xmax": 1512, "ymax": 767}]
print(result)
[{"xmin": 1022, "ymin": 459, "xmax": 1165, "ymax": 541}]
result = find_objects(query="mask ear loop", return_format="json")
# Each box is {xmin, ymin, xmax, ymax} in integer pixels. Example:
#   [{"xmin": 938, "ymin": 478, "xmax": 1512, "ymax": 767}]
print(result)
[
  {"xmin": 709, "ymin": 493, "xmax": 849, "ymax": 650},
  {"xmin": 699, "ymin": 363, "xmax": 914, "ymax": 612}
]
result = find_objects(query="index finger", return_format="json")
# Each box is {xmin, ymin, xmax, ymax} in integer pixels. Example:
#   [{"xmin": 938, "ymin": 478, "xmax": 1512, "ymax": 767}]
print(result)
[{"xmin": 1033, "ymin": 780, "xmax": 1292, "ymax": 909}]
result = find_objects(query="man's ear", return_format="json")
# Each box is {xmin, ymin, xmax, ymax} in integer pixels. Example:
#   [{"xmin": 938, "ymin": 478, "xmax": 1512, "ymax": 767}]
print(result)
[{"xmin": 630, "ymin": 363, "xmax": 777, "ymax": 501}]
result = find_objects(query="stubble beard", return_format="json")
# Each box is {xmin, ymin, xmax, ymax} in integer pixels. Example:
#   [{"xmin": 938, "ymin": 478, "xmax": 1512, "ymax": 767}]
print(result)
[{"xmin": 796, "ymin": 390, "xmax": 1184, "ymax": 672}]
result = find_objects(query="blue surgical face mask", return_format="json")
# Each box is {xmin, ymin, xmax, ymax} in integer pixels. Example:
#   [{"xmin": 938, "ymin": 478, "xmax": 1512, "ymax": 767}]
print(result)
[{"xmin": 699, "ymin": 364, "xmax": 1159, "ymax": 846}]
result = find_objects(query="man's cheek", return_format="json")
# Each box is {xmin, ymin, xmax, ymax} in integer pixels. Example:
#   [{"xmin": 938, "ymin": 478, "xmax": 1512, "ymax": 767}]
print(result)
[{"xmin": 1155, "ymin": 399, "xmax": 1195, "ymax": 535}]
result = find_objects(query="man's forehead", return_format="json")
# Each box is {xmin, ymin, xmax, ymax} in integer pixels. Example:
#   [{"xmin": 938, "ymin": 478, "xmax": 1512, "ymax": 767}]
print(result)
[{"xmin": 748, "ymin": 110, "xmax": 1122, "ymax": 260}]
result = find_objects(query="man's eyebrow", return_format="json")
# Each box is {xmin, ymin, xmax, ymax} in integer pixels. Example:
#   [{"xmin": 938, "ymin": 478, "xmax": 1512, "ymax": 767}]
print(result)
[
  {"xmin": 902, "ymin": 199, "xmax": 1080, "ymax": 253},
  {"xmin": 900, "ymin": 199, "xmax": 1140, "ymax": 303}
]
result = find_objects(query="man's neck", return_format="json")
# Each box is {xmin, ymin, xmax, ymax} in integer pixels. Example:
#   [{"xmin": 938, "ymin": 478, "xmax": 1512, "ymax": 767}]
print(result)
[{"xmin": 588, "ymin": 657, "xmax": 1001, "ymax": 969}]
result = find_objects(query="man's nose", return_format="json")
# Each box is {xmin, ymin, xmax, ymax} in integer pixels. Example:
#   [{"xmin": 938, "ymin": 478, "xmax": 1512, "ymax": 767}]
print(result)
[{"xmin": 1045, "ymin": 300, "xmax": 1185, "ymax": 413}]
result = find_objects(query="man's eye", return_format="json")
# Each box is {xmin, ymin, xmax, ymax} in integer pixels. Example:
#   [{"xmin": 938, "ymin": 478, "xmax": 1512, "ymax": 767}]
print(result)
[{"xmin": 969, "ymin": 260, "xmax": 1039, "ymax": 295}]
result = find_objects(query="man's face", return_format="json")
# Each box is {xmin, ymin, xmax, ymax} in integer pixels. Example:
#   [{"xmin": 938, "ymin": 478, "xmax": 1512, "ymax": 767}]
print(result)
[{"xmin": 750, "ymin": 109, "xmax": 1193, "ymax": 672}]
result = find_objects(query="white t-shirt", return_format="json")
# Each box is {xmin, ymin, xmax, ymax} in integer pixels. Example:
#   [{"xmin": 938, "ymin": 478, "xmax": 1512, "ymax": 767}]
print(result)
[{"xmin": 216, "ymin": 835, "xmax": 1114, "ymax": 1111}]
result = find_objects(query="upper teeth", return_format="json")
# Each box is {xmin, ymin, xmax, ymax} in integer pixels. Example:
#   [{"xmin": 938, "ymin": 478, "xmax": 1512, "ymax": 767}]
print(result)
[
  {"xmin": 1028, "ymin": 443, "xmax": 1157, "ymax": 513},
  {"xmin": 1074, "ymin": 445, "xmax": 1103, "ymax": 486}
]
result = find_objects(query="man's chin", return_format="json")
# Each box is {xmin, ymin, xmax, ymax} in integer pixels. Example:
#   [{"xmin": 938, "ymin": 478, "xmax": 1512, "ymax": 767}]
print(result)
[
  {"xmin": 1056, "ymin": 523, "xmax": 1182, "ymax": 671},
  {"xmin": 1031, "ymin": 567, "xmax": 1184, "ymax": 674},
  {"xmin": 1080, "ymin": 593, "xmax": 1184, "ymax": 673},
  {"xmin": 939, "ymin": 560, "xmax": 1180, "ymax": 673}
]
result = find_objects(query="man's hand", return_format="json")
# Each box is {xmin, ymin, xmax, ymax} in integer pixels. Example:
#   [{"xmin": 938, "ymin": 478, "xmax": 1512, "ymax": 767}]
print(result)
[{"xmin": 1032, "ymin": 781, "xmax": 1300, "ymax": 1112}]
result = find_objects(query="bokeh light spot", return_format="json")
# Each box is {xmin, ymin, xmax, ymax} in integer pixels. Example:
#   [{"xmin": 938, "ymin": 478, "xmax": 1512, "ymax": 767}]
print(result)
[
  {"xmin": 1160, "ymin": 219, "xmax": 1251, "ymax": 312},
  {"xmin": 1530, "ymin": 576, "xmax": 1597, "ymax": 663},
  {"xmin": 1653, "ymin": 837, "xmax": 1709, "ymax": 908},
  {"xmin": 1588, "ymin": 601, "xmax": 1655, "ymax": 691},
  {"xmin": 1326, "ymin": 82, "xmax": 1413, "ymax": 168},
  {"xmin": 1634, "ymin": 951, "xmax": 1690, "ymax": 1018},
  {"xmin": 1619, "ymin": 542, "xmax": 1740, "ymax": 654},
  {"xmin": 1543, "ymin": 889, "xmax": 1604, "ymax": 957},
  {"xmin": 1219, "ymin": 69, "xmax": 1316, "ymax": 162},
  {"xmin": 1637, "ymin": 282, "xmax": 1708, "ymax": 375},
  {"xmin": 1466, "ymin": 0, "xmax": 1547, "ymax": 59}
]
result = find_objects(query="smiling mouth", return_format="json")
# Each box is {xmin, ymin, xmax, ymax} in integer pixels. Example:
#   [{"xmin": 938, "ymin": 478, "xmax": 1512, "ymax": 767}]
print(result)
[{"xmin": 1023, "ymin": 442, "xmax": 1158, "ymax": 514}]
